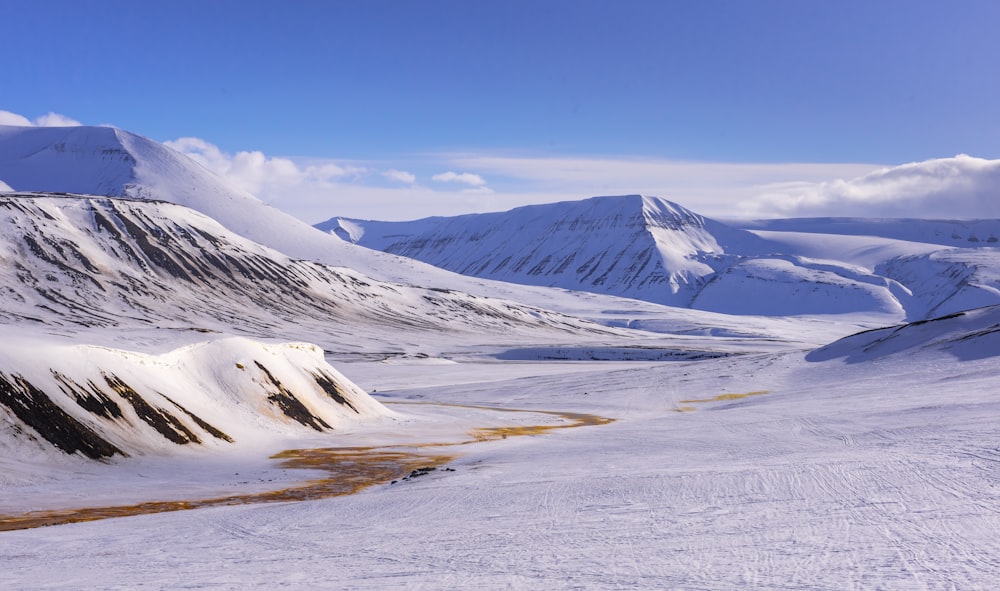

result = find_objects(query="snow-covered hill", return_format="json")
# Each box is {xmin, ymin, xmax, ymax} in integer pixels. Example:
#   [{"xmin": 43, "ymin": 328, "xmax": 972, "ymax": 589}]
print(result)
[
  {"xmin": 0, "ymin": 337, "xmax": 388, "ymax": 461},
  {"xmin": 741, "ymin": 217, "xmax": 1000, "ymax": 248},
  {"xmin": 0, "ymin": 191, "xmax": 640, "ymax": 460},
  {"xmin": 0, "ymin": 124, "xmax": 756, "ymax": 324}
]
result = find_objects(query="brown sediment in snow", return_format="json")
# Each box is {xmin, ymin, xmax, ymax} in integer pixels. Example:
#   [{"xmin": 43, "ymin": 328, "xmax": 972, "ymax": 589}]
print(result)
[{"xmin": 0, "ymin": 402, "xmax": 614, "ymax": 532}]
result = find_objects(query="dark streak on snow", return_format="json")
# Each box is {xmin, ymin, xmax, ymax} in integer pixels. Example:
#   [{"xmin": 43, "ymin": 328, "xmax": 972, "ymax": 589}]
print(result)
[
  {"xmin": 50, "ymin": 371, "xmax": 124, "ymax": 420},
  {"xmin": 103, "ymin": 374, "xmax": 202, "ymax": 445},
  {"xmin": 254, "ymin": 361, "xmax": 331, "ymax": 431},
  {"xmin": 0, "ymin": 372, "xmax": 125, "ymax": 460},
  {"xmin": 311, "ymin": 370, "xmax": 359, "ymax": 413},
  {"xmin": 160, "ymin": 394, "xmax": 234, "ymax": 443}
]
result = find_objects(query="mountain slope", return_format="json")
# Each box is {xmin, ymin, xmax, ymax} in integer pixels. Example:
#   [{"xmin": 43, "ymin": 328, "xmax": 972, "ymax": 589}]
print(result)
[
  {"xmin": 322, "ymin": 195, "xmax": 1000, "ymax": 319},
  {"xmin": 321, "ymin": 195, "xmax": 923, "ymax": 316},
  {"xmin": 741, "ymin": 217, "xmax": 1000, "ymax": 249},
  {"xmin": 1, "ymin": 125, "xmax": 737, "ymax": 321},
  {"xmin": 0, "ymin": 124, "xmax": 465, "ymax": 285},
  {"xmin": 807, "ymin": 305, "xmax": 1000, "ymax": 363},
  {"xmin": 321, "ymin": 195, "xmax": 770, "ymax": 306},
  {"xmin": 0, "ymin": 193, "xmax": 612, "ymax": 351},
  {"xmin": 0, "ymin": 191, "xmax": 636, "ymax": 460}
]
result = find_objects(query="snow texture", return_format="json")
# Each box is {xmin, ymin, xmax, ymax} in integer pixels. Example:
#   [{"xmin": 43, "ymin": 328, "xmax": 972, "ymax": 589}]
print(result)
[{"xmin": 2, "ymin": 125, "xmax": 1000, "ymax": 590}]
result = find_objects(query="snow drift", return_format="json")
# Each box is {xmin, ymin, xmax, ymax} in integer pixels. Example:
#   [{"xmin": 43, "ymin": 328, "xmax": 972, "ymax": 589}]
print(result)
[{"xmin": 807, "ymin": 305, "xmax": 1000, "ymax": 363}]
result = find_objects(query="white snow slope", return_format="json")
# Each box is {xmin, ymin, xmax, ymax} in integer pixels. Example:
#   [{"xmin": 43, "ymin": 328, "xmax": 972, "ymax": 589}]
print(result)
[
  {"xmin": 0, "ymin": 337, "xmax": 388, "ymax": 462},
  {"xmin": 808, "ymin": 304, "xmax": 1000, "ymax": 363},
  {"xmin": 0, "ymin": 193, "xmax": 623, "ymax": 351}
]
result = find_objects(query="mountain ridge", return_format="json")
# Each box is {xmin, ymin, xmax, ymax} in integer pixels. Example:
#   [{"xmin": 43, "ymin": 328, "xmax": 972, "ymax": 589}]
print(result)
[{"xmin": 320, "ymin": 194, "xmax": 772, "ymax": 306}]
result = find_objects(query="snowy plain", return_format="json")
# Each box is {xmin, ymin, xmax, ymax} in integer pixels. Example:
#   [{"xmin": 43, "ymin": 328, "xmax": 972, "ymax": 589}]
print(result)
[
  {"xmin": 1, "ymin": 124, "xmax": 999, "ymax": 589},
  {"xmin": 3, "ymin": 338, "xmax": 1000, "ymax": 590}
]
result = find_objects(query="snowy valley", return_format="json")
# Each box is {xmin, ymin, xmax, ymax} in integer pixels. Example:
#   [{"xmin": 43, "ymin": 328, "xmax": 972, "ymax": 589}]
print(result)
[{"xmin": 1, "ymin": 125, "xmax": 999, "ymax": 589}]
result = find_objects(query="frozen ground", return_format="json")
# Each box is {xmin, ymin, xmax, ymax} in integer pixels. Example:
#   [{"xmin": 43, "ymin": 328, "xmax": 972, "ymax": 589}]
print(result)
[
  {"xmin": 2, "ymin": 126, "xmax": 997, "ymax": 588},
  {"xmin": 3, "ymin": 337, "xmax": 998, "ymax": 590}
]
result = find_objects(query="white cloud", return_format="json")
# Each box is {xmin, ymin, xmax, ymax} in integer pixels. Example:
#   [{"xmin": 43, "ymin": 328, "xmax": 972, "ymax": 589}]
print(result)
[
  {"xmin": 743, "ymin": 155, "xmax": 1000, "ymax": 219},
  {"xmin": 0, "ymin": 111, "xmax": 32, "ymax": 126},
  {"xmin": 33, "ymin": 112, "xmax": 83, "ymax": 127},
  {"xmin": 445, "ymin": 153, "xmax": 883, "ymax": 218},
  {"xmin": 382, "ymin": 169, "xmax": 416, "ymax": 184},
  {"xmin": 432, "ymin": 171, "xmax": 488, "ymax": 187},
  {"xmin": 165, "ymin": 137, "xmax": 365, "ymax": 198},
  {"xmin": 0, "ymin": 110, "xmax": 82, "ymax": 127},
  {"xmin": 159, "ymin": 136, "xmax": 1000, "ymax": 223},
  {"xmin": 451, "ymin": 153, "xmax": 1000, "ymax": 219}
]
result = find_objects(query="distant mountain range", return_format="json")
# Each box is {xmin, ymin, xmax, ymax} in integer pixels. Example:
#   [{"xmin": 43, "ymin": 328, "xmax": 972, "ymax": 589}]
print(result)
[{"xmin": 320, "ymin": 196, "xmax": 1000, "ymax": 319}]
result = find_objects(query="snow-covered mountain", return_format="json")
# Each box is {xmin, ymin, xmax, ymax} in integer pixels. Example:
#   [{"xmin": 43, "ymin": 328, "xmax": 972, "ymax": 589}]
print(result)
[
  {"xmin": 4, "ymin": 123, "xmax": 1000, "ymax": 465},
  {"xmin": 0, "ymin": 191, "xmax": 629, "ymax": 460},
  {"xmin": 0, "ymin": 124, "xmax": 464, "ymax": 285},
  {"xmin": 321, "ymin": 195, "xmax": 1000, "ymax": 318},
  {"xmin": 0, "ymin": 193, "xmax": 612, "ymax": 348},
  {"xmin": 321, "ymin": 195, "xmax": 771, "ymax": 306}
]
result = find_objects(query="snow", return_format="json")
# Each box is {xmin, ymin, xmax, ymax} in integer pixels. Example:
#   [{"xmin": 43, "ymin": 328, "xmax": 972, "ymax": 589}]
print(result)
[
  {"xmin": 2, "ymin": 126, "xmax": 1000, "ymax": 589},
  {"xmin": 3, "ymin": 345, "xmax": 1000, "ymax": 589},
  {"xmin": 691, "ymin": 257, "xmax": 906, "ymax": 316},
  {"xmin": 741, "ymin": 216, "xmax": 1000, "ymax": 248},
  {"xmin": 809, "ymin": 304, "xmax": 1000, "ymax": 362},
  {"xmin": 0, "ymin": 336, "xmax": 391, "ymax": 462}
]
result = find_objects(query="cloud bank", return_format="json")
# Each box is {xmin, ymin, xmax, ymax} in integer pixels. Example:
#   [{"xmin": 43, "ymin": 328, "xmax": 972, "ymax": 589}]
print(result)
[
  {"xmin": 746, "ymin": 155, "xmax": 1000, "ymax": 219},
  {"xmin": 382, "ymin": 169, "xmax": 416, "ymax": 184},
  {"xmin": 0, "ymin": 110, "xmax": 83, "ymax": 127},
  {"xmin": 125, "ymin": 137, "xmax": 1000, "ymax": 222},
  {"xmin": 164, "ymin": 137, "xmax": 367, "ymax": 198}
]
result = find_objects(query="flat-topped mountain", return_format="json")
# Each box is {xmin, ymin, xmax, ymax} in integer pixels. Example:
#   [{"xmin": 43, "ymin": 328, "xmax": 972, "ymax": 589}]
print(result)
[{"xmin": 321, "ymin": 195, "xmax": 769, "ymax": 306}]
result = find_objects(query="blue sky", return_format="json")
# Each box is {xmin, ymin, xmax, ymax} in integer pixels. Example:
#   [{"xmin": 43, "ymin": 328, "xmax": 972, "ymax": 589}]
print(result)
[{"xmin": 2, "ymin": 1, "xmax": 999, "ymax": 221}]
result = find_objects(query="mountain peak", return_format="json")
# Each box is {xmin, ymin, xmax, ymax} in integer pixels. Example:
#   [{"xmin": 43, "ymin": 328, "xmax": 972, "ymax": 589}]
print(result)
[
  {"xmin": 320, "ymin": 194, "xmax": 744, "ymax": 305},
  {"xmin": 0, "ymin": 124, "xmax": 369, "ymax": 275}
]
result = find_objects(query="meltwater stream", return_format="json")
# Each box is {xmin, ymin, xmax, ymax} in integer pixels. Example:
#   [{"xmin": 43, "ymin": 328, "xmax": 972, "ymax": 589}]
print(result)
[{"xmin": 0, "ymin": 402, "xmax": 614, "ymax": 532}]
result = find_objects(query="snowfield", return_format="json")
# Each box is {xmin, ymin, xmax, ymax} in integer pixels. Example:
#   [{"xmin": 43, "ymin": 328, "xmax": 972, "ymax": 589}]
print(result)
[
  {"xmin": 2, "ymin": 125, "xmax": 1000, "ymax": 589},
  {"xmin": 3, "ymin": 340, "xmax": 1000, "ymax": 589}
]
